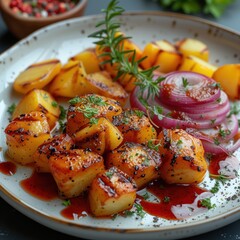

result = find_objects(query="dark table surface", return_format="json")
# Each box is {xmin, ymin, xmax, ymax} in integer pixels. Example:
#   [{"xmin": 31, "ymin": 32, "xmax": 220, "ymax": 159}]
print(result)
[{"xmin": 0, "ymin": 0, "xmax": 240, "ymax": 239}]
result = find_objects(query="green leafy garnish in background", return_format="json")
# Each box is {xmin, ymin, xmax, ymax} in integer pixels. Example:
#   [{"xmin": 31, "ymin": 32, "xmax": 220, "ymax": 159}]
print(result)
[{"xmin": 156, "ymin": 0, "xmax": 235, "ymax": 18}]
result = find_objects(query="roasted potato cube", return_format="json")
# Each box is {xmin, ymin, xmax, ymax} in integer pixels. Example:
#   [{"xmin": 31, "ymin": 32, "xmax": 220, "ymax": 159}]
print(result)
[
  {"xmin": 73, "ymin": 118, "xmax": 123, "ymax": 155},
  {"xmin": 88, "ymin": 167, "xmax": 137, "ymax": 217},
  {"xmin": 178, "ymin": 55, "xmax": 217, "ymax": 77},
  {"xmin": 157, "ymin": 129, "xmax": 207, "ymax": 184},
  {"xmin": 48, "ymin": 60, "xmax": 89, "ymax": 97},
  {"xmin": 49, "ymin": 149, "xmax": 105, "ymax": 198},
  {"xmin": 154, "ymin": 40, "xmax": 182, "ymax": 73},
  {"xmin": 12, "ymin": 89, "xmax": 60, "ymax": 129},
  {"xmin": 66, "ymin": 94, "xmax": 122, "ymax": 136},
  {"xmin": 34, "ymin": 134, "xmax": 74, "ymax": 172},
  {"xmin": 5, "ymin": 111, "xmax": 50, "ymax": 165},
  {"xmin": 176, "ymin": 38, "xmax": 209, "ymax": 61},
  {"xmin": 85, "ymin": 71, "xmax": 128, "ymax": 106},
  {"xmin": 70, "ymin": 48, "xmax": 101, "ymax": 74},
  {"xmin": 141, "ymin": 42, "xmax": 160, "ymax": 69},
  {"xmin": 13, "ymin": 59, "xmax": 61, "ymax": 94},
  {"xmin": 112, "ymin": 109, "xmax": 157, "ymax": 144},
  {"xmin": 141, "ymin": 40, "xmax": 182, "ymax": 73},
  {"xmin": 106, "ymin": 142, "xmax": 162, "ymax": 189},
  {"xmin": 212, "ymin": 64, "xmax": 240, "ymax": 99}
]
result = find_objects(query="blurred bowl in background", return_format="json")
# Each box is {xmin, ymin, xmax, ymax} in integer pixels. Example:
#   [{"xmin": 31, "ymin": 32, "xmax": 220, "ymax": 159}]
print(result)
[{"xmin": 0, "ymin": 0, "xmax": 88, "ymax": 39}]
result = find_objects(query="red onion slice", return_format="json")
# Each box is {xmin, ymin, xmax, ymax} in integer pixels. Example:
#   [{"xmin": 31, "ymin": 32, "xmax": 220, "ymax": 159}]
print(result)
[
  {"xmin": 171, "ymin": 192, "xmax": 213, "ymax": 220},
  {"xmin": 158, "ymin": 71, "xmax": 221, "ymax": 107}
]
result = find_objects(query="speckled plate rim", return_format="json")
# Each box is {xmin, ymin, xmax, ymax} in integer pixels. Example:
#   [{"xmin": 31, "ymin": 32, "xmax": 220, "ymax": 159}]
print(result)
[{"xmin": 0, "ymin": 11, "xmax": 239, "ymax": 240}]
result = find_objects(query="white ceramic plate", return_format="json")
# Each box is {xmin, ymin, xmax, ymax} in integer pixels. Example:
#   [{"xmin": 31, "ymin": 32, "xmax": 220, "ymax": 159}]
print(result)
[{"xmin": 0, "ymin": 12, "xmax": 240, "ymax": 240}]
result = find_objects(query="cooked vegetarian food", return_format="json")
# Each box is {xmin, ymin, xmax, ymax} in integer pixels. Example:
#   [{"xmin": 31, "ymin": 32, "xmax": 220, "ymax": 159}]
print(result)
[
  {"xmin": 112, "ymin": 109, "xmax": 157, "ymax": 144},
  {"xmin": 88, "ymin": 167, "xmax": 137, "ymax": 217},
  {"xmin": 106, "ymin": 142, "xmax": 162, "ymax": 189},
  {"xmin": 157, "ymin": 129, "xmax": 208, "ymax": 184},
  {"xmin": 66, "ymin": 94, "xmax": 122, "ymax": 136},
  {"xmin": 34, "ymin": 134, "xmax": 74, "ymax": 173},
  {"xmin": 5, "ymin": 111, "xmax": 51, "ymax": 165},
  {"xmin": 49, "ymin": 149, "xmax": 105, "ymax": 198},
  {"xmin": 13, "ymin": 59, "xmax": 61, "ymax": 94},
  {"xmin": 12, "ymin": 89, "xmax": 60, "ymax": 129}
]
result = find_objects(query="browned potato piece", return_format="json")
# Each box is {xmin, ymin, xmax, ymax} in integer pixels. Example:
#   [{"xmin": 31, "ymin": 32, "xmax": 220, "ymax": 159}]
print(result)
[
  {"xmin": 48, "ymin": 60, "xmax": 90, "ymax": 97},
  {"xmin": 70, "ymin": 48, "xmax": 101, "ymax": 74},
  {"xmin": 66, "ymin": 94, "xmax": 122, "ymax": 136},
  {"xmin": 49, "ymin": 149, "xmax": 105, "ymax": 198},
  {"xmin": 176, "ymin": 38, "xmax": 209, "ymax": 61},
  {"xmin": 13, "ymin": 59, "xmax": 61, "ymax": 94},
  {"xmin": 154, "ymin": 40, "xmax": 182, "ymax": 73},
  {"xmin": 73, "ymin": 118, "xmax": 123, "ymax": 155},
  {"xmin": 157, "ymin": 129, "xmax": 207, "ymax": 184},
  {"xmin": 212, "ymin": 64, "xmax": 240, "ymax": 99},
  {"xmin": 34, "ymin": 134, "xmax": 74, "ymax": 172},
  {"xmin": 112, "ymin": 109, "xmax": 157, "ymax": 144},
  {"xmin": 85, "ymin": 71, "xmax": 128, "ymax": 106},
  {"xmin": 178, "ymin": 55, "xmax": 217, "ymax": 77},
  {"xmin": 141, "ymin": 40, "xmax": 182, "ymax": 73},
  {"xmin": 4, "ymin": 111, "xmax": 50, "ymax": 165},
  {"xmin": 12, "ymin": 89, "xmax": 60, "ymax": 129},
  {"xmin": 106, "ymin": 142, "xmax": 162, "ymax": 189},
  {"xmin": 88, "ymin": 167, "xmax": 137, "ymax": 217}
]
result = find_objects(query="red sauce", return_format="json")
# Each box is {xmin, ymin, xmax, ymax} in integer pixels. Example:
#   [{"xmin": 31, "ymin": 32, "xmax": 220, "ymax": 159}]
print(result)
[
  {"xmin": 0, "ymin": 161, "xmax": 17, "ymax": 176},
  {"xmin": 140, "ymin": 180, "xmax": 206, "ymax": 220},
  {"xmin": 208, "ymin": 153, "xmax": 228, "ymax": 175},
  {"xmin": 20, "ymin": 171, "xmax": 58, "ymax": 201},
  {"xmin": 61, "ymin": 195, "xmax": 91, "ymax": 220},
  {"xmin": 161, "ymin": 83, "xmax": 175, "ymax": 97}
]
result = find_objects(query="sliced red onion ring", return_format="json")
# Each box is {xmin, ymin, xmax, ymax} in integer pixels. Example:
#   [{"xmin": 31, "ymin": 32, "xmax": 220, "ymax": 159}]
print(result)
[
  {"xmin": 171, "ymin": 192, "xmax": 213, "ymax": 220},
  {"xmin": 130, "ymin": 71, "xmax": 239, "ymax": 155},
  {"xmin": 218, "ymin": 155, "xmax": 240, "ymax": 178},
  {"xmin": 158, "ymin": 71, "xmax": 221, "ymax": 107}
]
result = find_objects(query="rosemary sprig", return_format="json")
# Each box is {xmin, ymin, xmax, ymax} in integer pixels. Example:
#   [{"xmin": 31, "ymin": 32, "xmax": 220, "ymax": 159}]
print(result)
[{"xmin": 89, "ymin": 0, "xmax": 164, "ymax": 117}]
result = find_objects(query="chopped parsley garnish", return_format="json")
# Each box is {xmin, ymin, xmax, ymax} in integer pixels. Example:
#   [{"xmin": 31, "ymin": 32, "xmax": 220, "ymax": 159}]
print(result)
[
  {"xmin": 142, "ymin": 192, "xmax": 150, "ymax": 200},
  {"xmin": 210, "ymin": 180, "xmax": 220, "ymax": 194},
  {"xmin": 105, "ymin": 171, "xmax": 114, "ymax": 179},
  {"xmin": 134, "ymin": 110, "xmax": 144, "ymax": 118},
  {"xmin": 62, "ymin": 199, "xmax": 71, "ymax": 206},
  {"xmin": 89, "ymin": 117, "xmax": 99, "ymax": 125},
  {"xmin": 210, "ymin": 82, "xmax": 221, "ymax": 89},
  {"xmin": 51, "ymin": 101, "xmax": 58, "ymax": 108},
  {"xmin": 123, "ymin": 210, "xmax": 135, "ymax": 217},
  {"xmin": 77, "ymin": 106, "xmax": 99, "ymax": 119},
  {"xmin": 147, "ymin": 140, "xmax": 161, "ymax": 151},
  {"xmin": 229, "ymin": 102, "xmax": 240, "ymax": 116},
  {"xmin": 213, "ymin": 137, "xmax": 220, "ymax": 146},
  {"xmin": 134, "ymin": 203, "xmax": 146, "ymax": 218},
  {"xmin": 59, "ymin": 105, "xmax": 67, "ymax": 120},
  {"xmin": 200, "ymin": 198, "xmax": 216, "ymax": 209},
  {"xmin": 69, "ymin": 96, "xmax": 81, "ymax": 105},
  {"xmin": 7, "ymin": 103, "xmax": 16, "ymax": 116},
  {"xmin": 182, "ymin": 77, "xmax": 189, "ymax": 88},
  {"xmin": 142, "ymin": 157, "xmax": 150, "ymax": 166},
  {"xmin": 163, "ymin": 196, "xmax": 170, "ymax": 203},
  {"xmin": 210, "ymin": 119, "xmax": 216, "ymax": 125}
]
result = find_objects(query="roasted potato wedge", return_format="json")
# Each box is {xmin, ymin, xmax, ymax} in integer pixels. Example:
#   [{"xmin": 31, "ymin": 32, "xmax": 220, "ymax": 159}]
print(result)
[
  {"xmin": 48, "ymin": 60, "xmax": 90, "ymax": 97},
  {"xmin": 178, "ymin": 55, "xmax": 217, "ymax": 77},
  {"xmin": 212, "ymin": 63, "xmax": 240, "ymax": 99},
  {"xmin": 66, "ymin": 94, "xmax": 122, "ymax": 136},
  {"xmin": 34, "ymin": 134, "xmax": 74, "ymax": 172},
  {"xmin": 112, "ymin": 109, "xmax": 157, "ymax": 145},
  {"xmin": 85, "ymin": 71, "xmax": 128, "ymax": 106},
  {"xmin": 88, "ymin": 167, "xmax": 137, "ymax": 217},
  {"xmin": 12, "ymin": 89, "xmax": 60, "ymax": 129},
  {"xmin": 49, "ymin": 149, "xmax": 105, "ymax": 198},
  {"xmin": 5, "ymin": 111, "xmax": 50, "ymax": 165},
  {"xmin": 176, "ymin": 38, "xmax": 209, "ymax": 61},
  {"xmin": 106, "ymin": 142, "xmax": 162, "ymax": 189},
  {"xmin": 73, "ymin": 117, "xmax": 123, "ymax": 155},
  {"xmin": 13, "ymin": 59, "xmax": 61, "ymax": 94},
  {"xmin": 70, "ymin": 48, "xmax": 101, "ymax": 74},
  {"xmin": 157, "ymin": 129, "xmax": 207, "ymax": 184}
]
